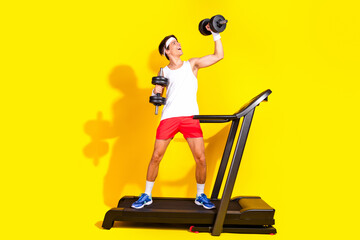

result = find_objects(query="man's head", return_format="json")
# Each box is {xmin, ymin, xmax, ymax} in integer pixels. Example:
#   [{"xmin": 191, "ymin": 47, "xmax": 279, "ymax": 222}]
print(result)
[{"xmin": 158, "ymin": 35, "xmax": 183, "ymax": 60}]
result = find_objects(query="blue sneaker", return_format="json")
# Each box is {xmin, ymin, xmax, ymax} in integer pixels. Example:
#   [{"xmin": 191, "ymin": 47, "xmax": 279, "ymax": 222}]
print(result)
[
  {"xmin": 195, "ymin": 193, "xmax": 215, "ymax": 209},
  {"xmin": 131, "ymin": 193, "xmax": 153, "ymax": 209}
]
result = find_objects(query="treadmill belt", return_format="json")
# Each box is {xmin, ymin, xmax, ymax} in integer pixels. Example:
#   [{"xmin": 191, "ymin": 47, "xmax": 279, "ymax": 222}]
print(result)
[
  {"xmin": 109, "ymin": 196, "xmax": 253, "ymax": 225},
  {"xmin": 118, "ymin": 196, "xmax": 242, "ymax": 213}
]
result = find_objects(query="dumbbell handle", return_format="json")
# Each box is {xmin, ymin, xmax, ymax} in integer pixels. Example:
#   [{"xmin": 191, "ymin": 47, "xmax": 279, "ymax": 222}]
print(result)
[
  {"xmin": 155, "ymin": 93, "xmax": 160, "ymax": 115},
  {"xmin": 218, "ymin": 19, "xmax": 228, "ymax": 25},
  {"xmin": 155, "ymin": 68, "xmax": 164, "ymax": 115}
]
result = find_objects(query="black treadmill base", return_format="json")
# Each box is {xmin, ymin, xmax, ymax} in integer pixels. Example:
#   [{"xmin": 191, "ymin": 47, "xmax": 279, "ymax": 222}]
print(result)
[
  {"xmin": 103, "ymin": 221, "xmax": 276, "ymax": 235},
  {"xmin": 102, "ymin": 196, "xmax": 276, "ymax": 234}
]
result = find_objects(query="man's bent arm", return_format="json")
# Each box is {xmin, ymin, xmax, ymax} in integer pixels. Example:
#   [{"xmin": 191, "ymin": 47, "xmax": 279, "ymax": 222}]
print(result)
[{"xmin": 189, "ymin": 38, "xmax": 224, "ymax": 70}]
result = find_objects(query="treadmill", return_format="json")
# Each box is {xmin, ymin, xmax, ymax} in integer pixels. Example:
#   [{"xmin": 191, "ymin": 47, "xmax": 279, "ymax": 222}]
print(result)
[{"xmin": 102, "ymin": 89, "xmax": 276, "ymax": 236}]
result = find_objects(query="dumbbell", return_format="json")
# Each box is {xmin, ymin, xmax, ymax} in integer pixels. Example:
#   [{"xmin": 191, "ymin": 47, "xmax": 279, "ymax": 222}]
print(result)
[
  {"xmin": 149, "ymin": 68, "xmax": 168, "ymax": 115},
  {"xmin": 199, "ymin": 14, "xmax": 228, "ymax": 36}
]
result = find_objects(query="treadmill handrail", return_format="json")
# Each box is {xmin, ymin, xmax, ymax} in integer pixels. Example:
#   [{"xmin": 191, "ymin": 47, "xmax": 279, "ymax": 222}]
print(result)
[
  {"xmin": 193, "ymin": 89, "xmax": 272, "ymax": 122},
  {"xmin": 212, "ymin": 109, "xmax": 256, "ymax": 236},
  {"xmin": 193, "ymin": 115, "xmax": 236, "ymax": 123},
  {"xmin": 235, "ymin": 89, "xmax": 271, "ymax": 118}
]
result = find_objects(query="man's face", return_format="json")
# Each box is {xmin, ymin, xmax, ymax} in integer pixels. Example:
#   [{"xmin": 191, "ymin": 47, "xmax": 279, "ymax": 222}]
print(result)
[{"xmin": 167, "ymin": 39, "xmax": 183, "ymax": 57}]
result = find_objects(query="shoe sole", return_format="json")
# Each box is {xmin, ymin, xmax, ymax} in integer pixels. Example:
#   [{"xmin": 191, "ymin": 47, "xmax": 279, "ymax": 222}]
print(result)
[
  {"xmin": 131, "ymin": 200, "xmax": 153, "ymax": 209},
  {"xmin": 194, "ymin": 200, "xmax": 215, "ymax": 209}
]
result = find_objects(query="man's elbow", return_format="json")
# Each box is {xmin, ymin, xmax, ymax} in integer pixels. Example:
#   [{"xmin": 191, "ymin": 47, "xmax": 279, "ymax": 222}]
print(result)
[{"xmin": 216, "ymin": 54, "xmax": 224, "ymax": 61}]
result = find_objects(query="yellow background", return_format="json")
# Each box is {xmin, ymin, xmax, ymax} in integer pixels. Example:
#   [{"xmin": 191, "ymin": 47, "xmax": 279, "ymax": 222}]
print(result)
[{"xmin": 1, "ymin": 0, "xmax": 359, "ymax": 239}]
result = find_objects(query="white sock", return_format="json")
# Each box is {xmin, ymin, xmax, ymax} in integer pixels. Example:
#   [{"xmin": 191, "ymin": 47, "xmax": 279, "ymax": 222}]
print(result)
[
  {"xmin": 196, "ymin": 183, "xmax": 205, "ymax": 197},
  {"xmin": 145, "ymin": 181, "xmax": 154, "ymax": 197}
]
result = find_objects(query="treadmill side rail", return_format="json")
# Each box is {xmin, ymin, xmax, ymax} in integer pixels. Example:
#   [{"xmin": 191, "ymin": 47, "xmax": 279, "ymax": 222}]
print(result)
[
  {"xmin": 102, "ymin": 208, "xmax": 125, "ymax": 229},
  {"xmin": 238, "ymin": 197, "xmax": 275, "ymax": 213},
  {"xmin": 191, "ymin": 225, "xmax": 277, "ymax": 234}
]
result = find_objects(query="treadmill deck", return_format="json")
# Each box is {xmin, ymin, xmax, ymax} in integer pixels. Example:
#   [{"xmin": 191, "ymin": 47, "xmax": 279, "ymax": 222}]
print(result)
[{"xmin": 102, "ymin": 196, "xmax": 275, "ymax": 229}]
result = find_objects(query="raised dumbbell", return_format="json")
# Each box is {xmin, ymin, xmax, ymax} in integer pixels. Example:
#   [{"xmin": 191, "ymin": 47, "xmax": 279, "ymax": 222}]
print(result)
[
  {"xmin": 149, "ymin": 68, "xmax": 168, "ymax": 115},
  {"xmin": 199, "ymin": 14, "xmax": 228, "ymax": 36}
]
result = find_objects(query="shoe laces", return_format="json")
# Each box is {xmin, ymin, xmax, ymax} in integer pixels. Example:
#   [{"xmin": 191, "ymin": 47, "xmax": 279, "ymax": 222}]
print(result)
[
  {"xmin": 199, "ymin": 193, "xmax": 211, "ymax": 203},
  {"xmin": 137, "ymin": 193, "xmax": 148, "ymax": 202}
]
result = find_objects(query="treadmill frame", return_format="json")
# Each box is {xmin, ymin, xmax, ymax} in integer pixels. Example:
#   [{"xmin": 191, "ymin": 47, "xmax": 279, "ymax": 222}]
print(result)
[{"xmin": 102, "ymin": 89, "xmax": 275, "ymax": 236}]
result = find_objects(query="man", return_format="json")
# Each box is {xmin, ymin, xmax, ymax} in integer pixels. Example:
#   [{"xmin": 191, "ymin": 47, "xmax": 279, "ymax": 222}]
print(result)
[{"xmin": 132, "ymin": 24, "xmax": 223, "ymax": 209}]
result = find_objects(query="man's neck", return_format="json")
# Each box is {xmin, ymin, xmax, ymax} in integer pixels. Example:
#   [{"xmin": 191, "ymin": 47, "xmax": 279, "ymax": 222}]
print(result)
[{"xmin": 168, "ymin": 57, "xmax": 183, "ymax": 69}]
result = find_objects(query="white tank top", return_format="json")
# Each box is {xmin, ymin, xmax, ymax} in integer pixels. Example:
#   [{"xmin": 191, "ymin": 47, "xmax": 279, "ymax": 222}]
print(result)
[{"xmin": 156, "ymin": 60, "xmax": 199, "ymax": 121}]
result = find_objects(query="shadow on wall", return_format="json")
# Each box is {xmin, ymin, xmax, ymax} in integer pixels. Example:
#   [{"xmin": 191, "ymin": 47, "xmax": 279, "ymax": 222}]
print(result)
[
  {"xmin": 84, "ymin": 64, "xmax": 159, "ymax": 207},
  {"xmin": 83, "ymin": 50, "xmax": 229, "ymax": 208}
]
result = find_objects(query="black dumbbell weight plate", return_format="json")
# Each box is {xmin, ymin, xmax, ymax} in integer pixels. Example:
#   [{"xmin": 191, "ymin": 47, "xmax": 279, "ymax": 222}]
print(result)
[
  {"xmin": 209, "ymin": 15, "xmax": 226, "ymax": 33},
  {"xmin": 149, "ymin": 95, "xmax": 166, "ymax": 105},
  {"xmin": 152, "ymin": 76, "xmax": 169, "ymax": 86},
  {"xmin": 198, "ymin": 18, "xmax": 211, "ymax": 36}
]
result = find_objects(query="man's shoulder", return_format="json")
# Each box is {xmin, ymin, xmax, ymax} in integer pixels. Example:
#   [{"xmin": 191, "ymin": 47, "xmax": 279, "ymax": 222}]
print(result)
[{"xmin": 188, "ymin": 58, "xmax": 198, "ymax": 67}]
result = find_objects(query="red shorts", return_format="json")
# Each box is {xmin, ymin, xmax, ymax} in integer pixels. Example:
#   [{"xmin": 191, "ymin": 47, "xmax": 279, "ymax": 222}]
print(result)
[{"xmin": 156, "ymin": 116, "xmax": 203, "ymax": 140}]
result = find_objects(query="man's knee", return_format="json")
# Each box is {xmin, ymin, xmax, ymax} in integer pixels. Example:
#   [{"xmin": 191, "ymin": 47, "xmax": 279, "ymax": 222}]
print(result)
[
  {"xmin": 151, "ymin": 151, "xmax": 164, "ymax": 164},
  {"xmin": 151, "ymin": 138, "xmax": 171, "ymax": 164},
  {"xmin": 195, "ymin": 154, "xmax": 206, "ymax": 167}
]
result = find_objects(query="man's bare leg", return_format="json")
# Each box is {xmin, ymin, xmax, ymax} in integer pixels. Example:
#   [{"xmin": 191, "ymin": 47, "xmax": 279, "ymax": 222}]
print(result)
[
  {"xmin": 131, "ymin": 138, "xmax": 172, "ymax": 209},
  {"xmin": 186, "ymin": 137, "xmax": 214, "ymax": 209},
  {"xmin": 146, "ymin": 138, "xmax": 172, "ymax": 181},
  {"xmin": 186, "ymin": 137, "xmax": 206, "ymax": 184}
]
